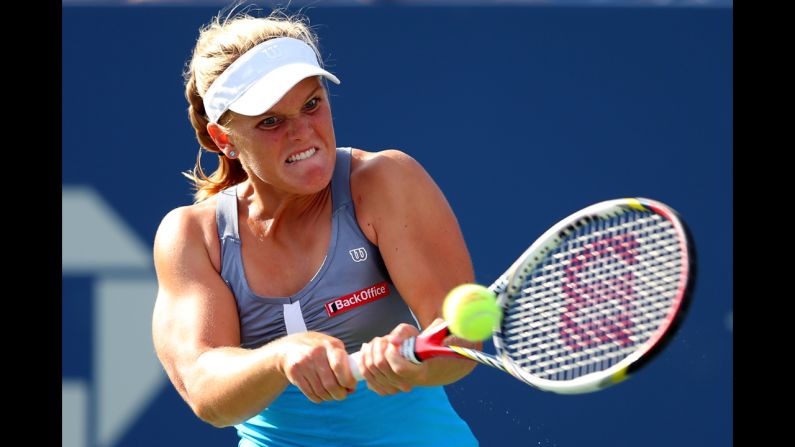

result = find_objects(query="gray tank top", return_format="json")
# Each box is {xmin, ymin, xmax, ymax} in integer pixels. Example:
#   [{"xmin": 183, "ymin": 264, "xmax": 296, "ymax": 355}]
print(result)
[{"xmin": 216, "ymin": 147, "xmax": 418, "ymax": 352}]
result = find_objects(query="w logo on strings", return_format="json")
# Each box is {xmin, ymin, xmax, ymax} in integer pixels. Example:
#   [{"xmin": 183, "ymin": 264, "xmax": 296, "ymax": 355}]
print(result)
[{"xmin": 349, "ymin": 247, "xmax": 368, "ymax": 263}]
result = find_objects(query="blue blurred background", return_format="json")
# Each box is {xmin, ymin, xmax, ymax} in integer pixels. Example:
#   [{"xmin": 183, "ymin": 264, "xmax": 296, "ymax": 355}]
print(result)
[{"xmin": 62, "ymin": 1, "xmax": 732, "ymax": 446}]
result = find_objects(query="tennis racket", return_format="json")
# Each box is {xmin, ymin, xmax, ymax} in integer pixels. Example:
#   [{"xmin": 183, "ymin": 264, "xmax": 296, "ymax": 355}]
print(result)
[{"xmin": 347, "ymin": 197, "xmax": 696, "ymax": 394}]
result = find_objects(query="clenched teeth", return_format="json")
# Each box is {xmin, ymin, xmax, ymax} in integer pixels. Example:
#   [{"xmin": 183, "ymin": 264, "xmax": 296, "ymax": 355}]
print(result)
[{"xmin": 286, "ymin": 147, "xmax": 317, "ymax": 164}]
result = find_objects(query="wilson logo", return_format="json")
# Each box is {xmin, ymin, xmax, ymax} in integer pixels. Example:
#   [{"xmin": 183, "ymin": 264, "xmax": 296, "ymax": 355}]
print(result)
[
  {"xmin": 263, "ymin": 43, "xmax": 283, "ymax": 59},
  {"xmin": 349, "ymin": 247, "xmax": 368, "ymax": 262},
  {"xmin": 560, "ymin": 234, "xmax": 639, "ymax": 351},
  {"xmin": 325, "ymin": 282, "xmax": 389, "ymax": 317}
]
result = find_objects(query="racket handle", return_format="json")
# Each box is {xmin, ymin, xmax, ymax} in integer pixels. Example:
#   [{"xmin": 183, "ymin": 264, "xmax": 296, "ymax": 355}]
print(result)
[
  {"xmin": 348, "ymin": 351, "xmax": 364, "ymax": 381},
  {"xmin": 347, "ymin": 337, "xmax": 422, "ymax": 382},
  {"xmin": 399, "ymin": 336, "xmax": 422, "ymax": 364}
]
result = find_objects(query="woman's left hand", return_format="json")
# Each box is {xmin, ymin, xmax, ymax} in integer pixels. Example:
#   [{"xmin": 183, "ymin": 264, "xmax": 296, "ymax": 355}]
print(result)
[{"xmin": 357, "ymin": 321, "xmax": 440, "ymax": 395}]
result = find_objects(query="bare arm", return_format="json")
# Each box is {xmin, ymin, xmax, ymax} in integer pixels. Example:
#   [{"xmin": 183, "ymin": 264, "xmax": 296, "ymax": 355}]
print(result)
[
  {"xmin": 351, "ymin": 149, "xmax": 480, "ymax": 393},
  {"xmin": 152, "ymin": 207, "xmax": 355, "ymax": 427}
]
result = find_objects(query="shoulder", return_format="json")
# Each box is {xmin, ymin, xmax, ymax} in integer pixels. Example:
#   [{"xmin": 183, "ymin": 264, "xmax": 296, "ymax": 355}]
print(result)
[
  {"xmin": 154, "ymin": 197, "xmax": 222, "ymax": 270},
  {"xmin": 349, "ymin": 148, "xmax": 430, "ymax": 198},
  {"xmin": 348, "ymin": 148, "xmax": 440, "ymax": 243},
  {"xmin": 156, "ymin": 199, "xmax": 217, "ymax": 242},
  {"xmin": 350, "ymin": 148, "xmax": 422, "ymax": 171}
]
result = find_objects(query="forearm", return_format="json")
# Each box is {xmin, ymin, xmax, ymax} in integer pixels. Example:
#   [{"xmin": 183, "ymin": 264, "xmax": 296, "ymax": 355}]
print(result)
[
  {"xmin": 182, "ymin": 342, "xmax": 289, "ymax": 427},
  {"xmin": 416, "ymin": 341, "xmax": 481, "ymax": 386}
]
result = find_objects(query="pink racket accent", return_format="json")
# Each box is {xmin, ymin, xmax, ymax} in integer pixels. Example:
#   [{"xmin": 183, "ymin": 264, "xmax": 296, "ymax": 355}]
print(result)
[{"xmin": 560, "ymin": 234, "xmax": 639, "ymax": 351}]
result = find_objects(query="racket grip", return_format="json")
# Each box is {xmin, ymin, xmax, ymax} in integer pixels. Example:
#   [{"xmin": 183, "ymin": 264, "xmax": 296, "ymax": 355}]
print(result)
[
  {"xmin": 347, "ymin": 337, "xmax": 421, "ymax": 382},
  {"xmin": 348, "ymin": 351, "xmax": 364, "ymax": 382},
  {"xmin": 399, "ymin": 336, "xmax": 422, "ymax": 364}
]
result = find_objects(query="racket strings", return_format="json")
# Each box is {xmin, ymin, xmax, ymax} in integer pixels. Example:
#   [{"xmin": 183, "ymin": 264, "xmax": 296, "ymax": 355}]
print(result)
[
  {"xmin": 502, "ymin": 247, "xmax": 681, "ymax": 335},
  {"xmin": 498, "ymin": 211, "xmax": 684, "ymax": 382}
]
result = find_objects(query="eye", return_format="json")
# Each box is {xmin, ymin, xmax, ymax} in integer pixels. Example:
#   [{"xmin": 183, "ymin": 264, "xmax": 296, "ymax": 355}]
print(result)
[
  {"xmin": 259, "ymin": 116, "xmax": 280, "ymax": 128},
  {"xmin": 304, "ymin": 97, "xmax": 320, "ymax": 111}
]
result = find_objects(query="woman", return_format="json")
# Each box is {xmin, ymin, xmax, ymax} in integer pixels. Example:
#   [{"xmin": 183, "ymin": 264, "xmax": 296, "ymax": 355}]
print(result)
[{"xmin": 152, "ymin": 9, "xmax": 480, "ymax": 446}]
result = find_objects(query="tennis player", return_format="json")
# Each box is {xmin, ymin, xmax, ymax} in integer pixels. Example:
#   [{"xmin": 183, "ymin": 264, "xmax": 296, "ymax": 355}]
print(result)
[{"xmin": 152, "ymin": 9, "xmax": 479, "ymax": 447}]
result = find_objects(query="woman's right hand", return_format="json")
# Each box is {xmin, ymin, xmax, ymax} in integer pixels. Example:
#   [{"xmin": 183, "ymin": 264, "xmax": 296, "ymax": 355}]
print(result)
[{"xmin": 275, "ymin": 332, "xmax": 358, "ymax": 403}]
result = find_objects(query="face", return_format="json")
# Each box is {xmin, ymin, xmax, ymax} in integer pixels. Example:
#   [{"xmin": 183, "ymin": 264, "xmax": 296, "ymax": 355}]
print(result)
[{"xmin": 222, "ymin": 76, "xmax": 337, "ymax": 196}]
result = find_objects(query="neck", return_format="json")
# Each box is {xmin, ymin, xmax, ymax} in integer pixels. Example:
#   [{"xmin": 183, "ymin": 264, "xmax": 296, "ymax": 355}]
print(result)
[{"xmin": 238, "ymin": 180, "xmax": 332, "ymax": 240}]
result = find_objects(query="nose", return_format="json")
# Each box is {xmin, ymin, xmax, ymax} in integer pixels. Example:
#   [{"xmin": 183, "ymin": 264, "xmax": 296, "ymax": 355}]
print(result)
[{"xmin": 287, "ymin": 115, "xmax": 312, "ymax": 141}]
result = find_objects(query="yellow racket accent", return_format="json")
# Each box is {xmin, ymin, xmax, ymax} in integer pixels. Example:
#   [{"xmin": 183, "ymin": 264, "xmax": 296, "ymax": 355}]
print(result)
[
  {"xmin": 624, "ymin": 198, "xmax": 647, "ymax": 211},
  {"xmin": 449, "ymin": 345, "xmax": 479, "ymax": 361},
  {"xmin": 610, "ymin": 367, "xmax": 629, "ymax": 384}
]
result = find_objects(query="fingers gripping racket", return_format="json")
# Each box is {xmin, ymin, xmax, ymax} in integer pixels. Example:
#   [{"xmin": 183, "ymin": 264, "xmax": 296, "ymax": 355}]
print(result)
[{"xmin": 348, "ymin": 197, "xmax": 696, "ymax": 394}]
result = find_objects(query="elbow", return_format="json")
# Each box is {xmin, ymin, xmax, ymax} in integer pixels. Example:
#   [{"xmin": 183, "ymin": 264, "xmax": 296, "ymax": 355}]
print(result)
[
  {"xmin": 191, "ymin": 404, "xmax": 234, "ymax": 428},
  {"xmin": 190, "ymin": 401, "xmax": 239, "ymax": 428},
  {"xmin": 448, "ymin": 357, "xmax": 478, "ymax": 382},
  {"xmin": 435, "ymin": 342, "xmax": 481, "ymax": 385},
  {"xmin": 190, "ymin": 396, "xmax": 272, "ymax": 428},
  {"xmin": 423, "ymin": 356, "xmax": 479, "ymax": 387},
  {"xmin": 181, "ymin": 377, "xmax": 243, "ymax": 427}
]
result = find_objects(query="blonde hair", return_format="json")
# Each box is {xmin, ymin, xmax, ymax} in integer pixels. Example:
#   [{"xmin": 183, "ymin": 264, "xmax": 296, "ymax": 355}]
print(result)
[{"xmin": 182, "ymin": 8, "xmax": 324, "ymax": 203}]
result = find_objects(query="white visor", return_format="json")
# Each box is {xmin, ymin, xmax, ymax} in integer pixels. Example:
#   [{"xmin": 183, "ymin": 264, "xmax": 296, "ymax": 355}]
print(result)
[{"xmin": 202, "ymin": 37, "xmax": 340, "ymax": 123}]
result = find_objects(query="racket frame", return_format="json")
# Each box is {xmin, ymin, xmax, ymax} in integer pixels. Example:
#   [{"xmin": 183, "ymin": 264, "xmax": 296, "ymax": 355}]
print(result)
[
  {"xmin": 487, "ymin": 197, "xmax": 696, "ymax": 393},
  {"xmin": 353, "ymin": 198, "xmax": 696, "ymax": 394}
]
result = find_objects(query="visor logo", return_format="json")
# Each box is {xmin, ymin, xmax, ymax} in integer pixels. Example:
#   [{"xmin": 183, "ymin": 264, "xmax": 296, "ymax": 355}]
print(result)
[
  {"xmin": 349, "ymin": 247, "xmax": 368, "ymax": 262},
  {"xmin": 263, "ymin": 44, "xmax": 283, "ymax": 59}
]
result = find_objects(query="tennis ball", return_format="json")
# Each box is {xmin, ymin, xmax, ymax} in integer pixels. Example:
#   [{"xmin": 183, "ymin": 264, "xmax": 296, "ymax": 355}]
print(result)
[{"xmin": 443, "ymin": 284, "xmax": 502, "ymax": 342}]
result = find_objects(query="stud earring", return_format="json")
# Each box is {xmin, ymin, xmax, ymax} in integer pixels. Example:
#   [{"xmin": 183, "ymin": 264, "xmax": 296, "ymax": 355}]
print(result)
[{"xmin": 229, "ymin": 150, "xmax": 236, "ymax": 158}]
